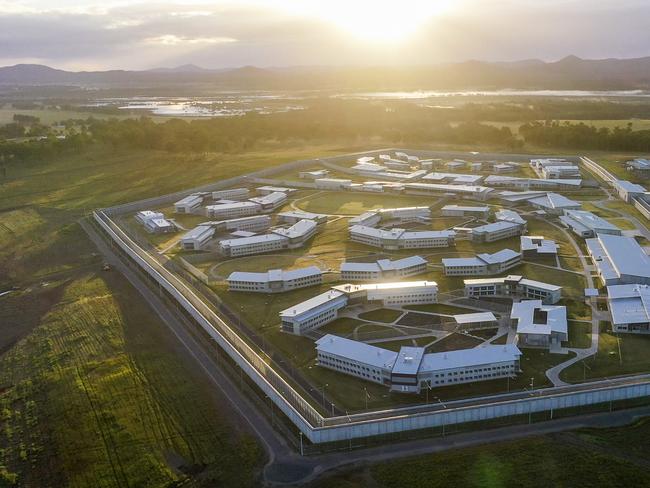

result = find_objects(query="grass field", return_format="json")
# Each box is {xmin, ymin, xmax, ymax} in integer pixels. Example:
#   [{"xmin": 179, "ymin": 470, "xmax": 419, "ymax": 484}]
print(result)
[
  {"xmin": 357, "ymin": 308, "xmax": 403, "ymax": 323},
  {"xmin": 309, "ymin": 428, "xmax": 650, "ymax": 488},
  {"xmin": 566, "ymin": 321, "xmax": 592, "ymax": 349},
  {"xmin": 0, "ymin": 271, "xmax": 261, "ymax": 487},
  {"xmin": 561, "ymin": 322, "xmax": 650, "ymax": 382},
  {"xmin": 428, "ymin": 333, "xmax": 483, "ymax": 352}
]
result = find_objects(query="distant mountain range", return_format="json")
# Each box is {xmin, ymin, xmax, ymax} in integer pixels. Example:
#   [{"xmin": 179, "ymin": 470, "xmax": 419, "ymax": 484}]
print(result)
[{"xmin": 2, "ymin": 56, "xmax": 650, "ymax": 90}]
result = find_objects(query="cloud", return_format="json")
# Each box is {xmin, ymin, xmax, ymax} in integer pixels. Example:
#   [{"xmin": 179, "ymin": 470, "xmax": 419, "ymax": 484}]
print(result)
[{"xmin": 0, "ymin": 0, "xmax": 648, "ymax": 70}]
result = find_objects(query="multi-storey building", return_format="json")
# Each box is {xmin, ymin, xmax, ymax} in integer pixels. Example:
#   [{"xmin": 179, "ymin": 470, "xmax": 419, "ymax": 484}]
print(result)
[
  {"xmin": 464, "ymin": 275, "xmax": 562, "ymax": 304},
  {"xmin": 442, "ymin": 249, "xmax": 522, "ymax": 276},
  {"xmin": 226, "ymin": 266, "xmax": 322, "ymax": 293},
  {"xmin": 340, "ymin": 256, "xmax": 428, "ymax": 281}
]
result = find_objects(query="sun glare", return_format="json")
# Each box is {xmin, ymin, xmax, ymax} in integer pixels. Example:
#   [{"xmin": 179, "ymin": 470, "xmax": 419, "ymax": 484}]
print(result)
[{"xmin": 257, "ymin": 0, "xmax": 452, "ymax": 42}]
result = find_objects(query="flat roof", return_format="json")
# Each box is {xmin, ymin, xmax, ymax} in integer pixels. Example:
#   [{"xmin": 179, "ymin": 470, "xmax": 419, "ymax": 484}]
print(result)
[
  {"xmin": 607, "ymin": 284, "xmax": 650, "ymax": 325},
  {"xmin": 614, "ymin": 180, "xmax": 647, "ymax": 193},
  {"xmin": 392, "ymin": 347, "xmax": 425, "ymax": 376},
  {"xmin": 332, "ymin": 281, "xmax": 438, "ymax": 294},
  {"xmin": 220, "ymin": 233, "xmax": 287, "ymax": 247},
  {"xmin": 272, "ymin": 219, "xmax": 317, "ymax": 239},
  {"xmin": 423, "ymin": 172, "xmax": 483, "ymax": 184},
  {"xmin": 341, "ymin": 256, "xmax": 427, "ymax": 273},
  {"xmin": 228, "ymin": 266, "xmax": 321, "ymax": 283},
  {"xmin": 278, "ymin": 210, "xmax": 326, "ymax": 220},
  {"xmin": 249, "ymin": 192, "xmax": 287, "ymax": 205},
  {"xmin": 561, "ymin": 210, "xmax": 620, "ymax": 233},
  {"xmin": 175, "ymin": 194, "xmax": 202, "ymax": 206},
  {"xmin": 206, "ymin": 201, "xmax": 260, "ymax": 211},
  {"xmin": 443, "ymin": 249, "xmax": 520, "ymax": 267},
  {"xmin": 453, "ymin": 312, "xmax": 497, "ymax": 324},
  {"xmin": 280, "ymin": 290, "xmax": 347, "ymax": 318},
  {"xmin": 316, "ymin": 335, "xmax": 398, "ymax": 370},
  {"xmin": 442, "ymin": 204, "xmax": 489, "ymax": 212},
  {"xmin": 511, "ymin": 300, "xmax": 567, "ymax": 336},
  {"xmin": 520, "ymin": 235, "xmax": 559, "ymax": 254},
  {"xmin": 464, "ymin": 275, "xmax": 561, "ymax": 291},
  {"xmin": 420, "ymin": 344, "xmax": 521, "ymax": 373},
  {"xmin": 587, "ymin": 234, "xmax": 650, "ymax": 281},
  {"xmin": 405, "ymin": 182, "xmax": 493, "ymax": 195},
  {"xmin": 529, "ymin": 192, "xmax": 581, "ymax": 210},
  {"xmin": 472, "ymin": 221, "xmax": 522, "ymax": 233},
  {"xmin": 181, "ymin": 225, "xmax": 214, "ymax": 240}
]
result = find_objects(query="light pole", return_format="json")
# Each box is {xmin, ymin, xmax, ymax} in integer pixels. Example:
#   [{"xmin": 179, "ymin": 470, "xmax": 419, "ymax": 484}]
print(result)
[
  {"xmin": 363, "ymin": 387, "xmax": 369, "ymax": 410},
  {"xmin": 299, "ymin": 432, "xmax": 304, "ymax": 456},
  {"xmin": 331, "ymin": 402, "xmax": 335, "ymax": 416},
  {"xmin": 322, "ymin": 384, "xmax": 328, "ymax": 410},
  {"xmin": 434, "ymin": 396, "xmax": 446, "ymax": 436}
]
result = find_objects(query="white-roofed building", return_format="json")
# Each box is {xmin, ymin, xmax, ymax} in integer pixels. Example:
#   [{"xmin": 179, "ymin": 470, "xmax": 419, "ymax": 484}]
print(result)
[
  {"xmin": 280, "ymin": 290, "xmax": 349, "ymax": 335},
  {"xmin": 379, "ymin": 206, "xmax": 430, "ymax": 222},
  {"xmin": 613, "ymin": 180, "xmax": 648, "ymax": 202},
  {"xmin": 465, "ymin": 275, "xmax": 562, "ymax": 304},
  {"xmin": 511, "ymin": 300, "xmax": 568, "ymax": 349},
  {"xmin": 227, "ymin": 266, "xmax": 322, "ymax": 294},
  {"xmin": 453, "ymin": 312, "xmax": 498, "ymax": 330},
  {"xmin": 211, "ymin": 188, "xmax": 249, "ymax": 200},
  {"xmin": 299, "ymin": 169, "xmax": 329, "ymax": 179},
  {"xmin": 277, "ymin": 210, "xmax": 328, "ymax": 225},
  {"xmin": 256, "ymin": 186, "xmax": 296, "ymax": 195},
  {"xmin": 249, "ymin": 192, "xmax": 288, "ymax": 212},
  {"xmin": 174, "ymin": 194, "xmax": 203, "ymax": 214},
  {"xmin": 135, "ymin": 210, "xmax": 164, "ymax": 224},
  {"xmin": 441, "ymin": 205, "xmax": 490, "ymax": 218},
  {"xmin": 340, "ymin": 256, "xmax": 428, "ymax": 281},
  {"xmin": 485, "ymin": 176, "xmax": 582, "ymax": 190},
  {"xmin": 607, "ymin": 284, "xmax": 650, "ymax": 334},
  {"xmin": 493, "ymin": 163, "xmax": 517, "ymax": 173},
  {"xmin": 271, "ymin": 219, "xmax": 318, "ymax": 247},
  {"xmin": 465, "ymin": 221, "xmax": 524, "ymax": 242},
  {"xmin": 404, "ymin": 182, "xmax": 494, "ymax": 200},
  {"xmin": 422, "ymin": 172, "xmax": 483, "ymax": 185},
  {"xmin": 314, "ymin": 178, "xmax": 353, "ymax": 190},
  {"xmin": 180, "ymin": 225, "xmax": 215, "ymax": 250},
  {"xmin": 442, "ymin": 249, "xmax": 522, "ymax": 276},
  {"xmin": 352, "ymin": 162, "xmax": 387, "ymax": 174},
  {"xmin": 144, "ymin": 218, "xmax": 175, "ymax": 234},
  {"xmin": 627, "ymin": 158, "xmax": 650, "ymax": 171},
  {"xmin": 445, "ymin": 161, "xmax": 465, "ymax": 171},
  {"xmin": 316, "ymin": 335, "xmax": 522, "ymax": 393},
  {"xmin": 495, "ymin": 209, "xmax": 527, "ymax": 230},
  {"xmin": 219, "ymin": 233, "xmax": 288, "ymax": 257},
  {"xmin": 586, "ymin": 234, "xmax": 650, "ymax": 286},
  {"xmin": 520, "ymin": 236, "xmax": 559, "ymax": 258},
  {"xmin": 541, "ymin": 165, "xmax": 581, "ymax": 179},
  {"xmin": 559, "ymin": 209, "xmax": 621, "ymax": 238},
  {"xmin": 349, "ymin": 211, "xmax": 381, "ymax": 227},
  {"xmin": 527, "ymin": 193, "xmax": 581, "ymax": 215},
  {"xmin": 214, "ymin": 215, "xmax": 271, "ymax": 233},
  {"xmin": 205, "ymin": 201, "xmax": 261, "ymax": 219},
  {"xmin": 349, "ymin": 225, "xmax": 455, "ymax": 250}
]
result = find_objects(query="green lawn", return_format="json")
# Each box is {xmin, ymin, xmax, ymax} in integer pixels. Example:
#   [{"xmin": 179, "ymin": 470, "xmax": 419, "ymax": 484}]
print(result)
[
  {"xmin": 295, "ymin": 192, "xmax": 437, "ymax": 215},
  {"xmin": 561, "ymin": 322, "xmax": 650, "ymax": 382},
  {"xmin": 311, "ymin": 433, "xmax": 650, "ymax": 488},
  {"xmin": 357, "ymin": 308, "xmax": 403, "ymax": 323},
  {"xmin": 428, "ymin": 333, "xmax": 483, "ymax": 352},
  {"xmin": 566, "ymin": 321, "xmax": 593, "ymax": 349}
]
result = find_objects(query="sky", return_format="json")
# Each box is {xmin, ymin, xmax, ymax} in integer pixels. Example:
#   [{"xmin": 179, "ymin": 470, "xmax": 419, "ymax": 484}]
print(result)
[{"xmin": 0, "ymin": 0, "xmax": 649, "ymax": 70}]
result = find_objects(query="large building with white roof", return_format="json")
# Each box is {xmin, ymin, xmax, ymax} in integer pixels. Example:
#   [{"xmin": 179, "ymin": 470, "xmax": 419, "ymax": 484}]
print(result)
[
  {"xmin": 219, "ymin": 233, "xmax": 288, "ymax": 257},
  {"xmin": 349, "ymin": 211, "xmax": 382, "ymax": 227},
  {"xmin": 315, "ymin": 178, "xmax": 353, "ymax": 190},
  {"xmin": 403, "ymin": 182, "xmax": 494, "ymax": 200},
  {"xmin": 511, "ymin": 300, "xmax": 568, "ymax": 349},
  {"xmin": 607, "ymin": 284, "xmax": 650, "ymax": 334},
  {"xmin": 271, "ymin": 219, "xmax": 317, "ymax": 246},
  {"xmin": 422, "ymin": 172, "xmax": 484, "ymax": 185},
  {"xmin": 586, "ymin": 234, "xmax": 650, "ymax": 286},
  {"xmin": 465, "ymin": 221, "xmax": 524, "ymax": 242},
  {"xmin": 135, "ymin": 210, "xmax": 163, "ymax": 224},
  {"xmin": 174, "ymin": 194, "xmax": 203, "ymax": 214},
  {"xmin": 349, "ymin": 225, "xmax": 455, "ymax": 250},
  {"xmin": 280, "ymin": 281, "xmax": 438, "ymax": 335},
  {"xmin": 256, "ymin": 186, "xmax": 296, "ymax": 195},
  {"xmin": 144, "ymin": 218, "xmax": 175, "ymax": 234},
  {"xmin": 559, "ymin": 210, "xmax": 621, "ymax": 238},
  {"xmin": 612, "ymin": 180, "xmax": 648, "ymax": 203},
  {"xmin": 316, "ymin": 335, "xmax": 522, "ymax": 393},
  {"xmin": 541, "ymin": 165, "xmax": 581, "ymax": 179},
  {"xmin": 299, "ymin": 169, "xmax": 329, "ymax": 179},
  {"xmin": 211, "ymin": 188, "xmax": 249, "ymax": 200},
  {"xmin": 180, "ymin": 225, "xmax": 215, "ymax": 250},
  {"xmin": 214, "ymin": 215, "xmax": 271, "ymax": 233},
  {"xmin": 249, "ymin": 192, "xmax": 288, "ymax": 212},
  {"xmin": 205, "ymin": 201, "xmax": 261, "ymax": 219},
  {"xmin": 485, "ymin": 175, "xmax": 582, "ymax": 190},
  {"xmin": 379, "ymin": 206, "xmax": 431, "ymax": 222},
  {"xmin": 442, "ymin": 249, "xmax": 522, "ymax": 276},
  {"xmin": 277, "ymin": 210, "xmax": 328, "ymax": 225},
  {"xmin": 495, "ymin": 209, "xmax": 527, "ymax": 230},
  {"xmin": 465, "ymin": 275, "xmax": 562, "ymax": 304},
  {"xmin": 520, "ymin": 236, "xmax": 558, "ymax": 258},
  {"xmin": 527, "ymin": 193, "xmax": 581, "ymax": 215},
  {"xmin": 226, "ymin": 266, "xmax": 322, "ymax": 294},
  {"xmin": 340, "ymin": 256, "xmax": 428, "ymax": 281},
  {"xmin": 441, "ymin": 205, "xmax": 490, "ymax": 218}
]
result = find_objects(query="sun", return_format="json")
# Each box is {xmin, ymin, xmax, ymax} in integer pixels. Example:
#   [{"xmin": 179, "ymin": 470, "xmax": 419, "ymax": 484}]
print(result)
[{"xmin": 260, "ymin": 0, "xmax": 452, "ymax": 42}]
